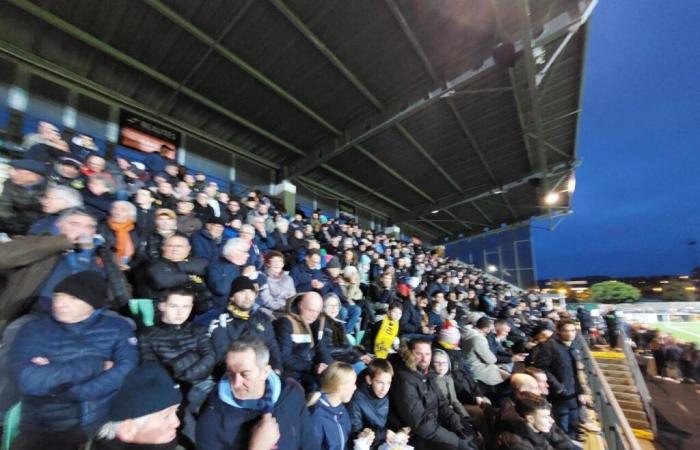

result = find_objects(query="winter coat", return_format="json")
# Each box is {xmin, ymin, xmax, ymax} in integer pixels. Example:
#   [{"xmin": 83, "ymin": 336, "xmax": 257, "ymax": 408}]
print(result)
[
  {"xmin": 388, "ymin": 354, "xmax": 475, "ymax": 450},
  {"xmin": 139, "ymin": 321, "xmax": 215, "ymax": 384},
  {"xmin": 429, "ymin": 350, "xmax": 469, "ymax": 418},
  {"xmin": 274, "ymin": 295, "xmax": 332, "ymax": 382},
  {"xmin": 310, "ymin": 393, "xmax": 352, "ymax": 450},
  {"xmin": 135, "ymin": 206, "xmax": 156, "ymax": 238},
  {"xmin": 531, "ymin": 337, "xmax": 582, "ymax": 405},
  {"xmin": 9, "ymin": 310, "xmax": 139, "ymax": 433},
  {"xmin": 433, "ymin": 341, "xmax": 483, "ymax": 405},
  {"xmin": 348, "ymin": 380, "xmax": 390, "ymax": 447},
  {"xmin": 259, "ymin": 270, "xmax": 296, "ymax": 312},
  {"xmin": 147, "ymin": 257, "xmax": 210, "ymax": 305},
  {"xmin": 177, "ymin": 214, "xmax": 202, "ymax": 237},
  {"xmin": 487, "ymin": 333, "xmax": 513, "ymax": 364},
  {"xmin": 208, "ymin": 307, "xmax": 282, "ymax": 371},
  {"xmin": 462, "ymin": 327, "xmax": 503, "ymax": 386},
  {"xmin": 496, "ymin": 400, "xmax": 576, "ymax": 450},
  {"xmin": 82, "ymin": 189, "xmax": 114, "ymax": 223},
  {"xmin": 206, "ymin": 258, "xmax": 243, "ymax": 299},
  {"xmin": 290, "ymin": 263, "xmax": 324, "ymax": 292},
  {"xmin": 0, "ymin": 179, "xmax": 46, "ymax": 236},
  {"xmin": 190, "ymin": 228, "xmax": 226, "ymax": 264},
  {"xmin": 196, "ymin": 373, "xmax": 315, "ymax": 450},
  {"xmin": 324, "ymin": 316, "xmax": 364, "ymax": 364},
  {"xmin": 399, "ymin": 298, "xmax": 424, "ymax": 335}
]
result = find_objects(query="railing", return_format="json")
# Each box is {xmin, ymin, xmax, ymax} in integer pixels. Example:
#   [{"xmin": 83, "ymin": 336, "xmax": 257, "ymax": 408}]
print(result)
[
  {"xmin": 580, "ymin": 342, "xmax": 644, "ymax": 450},
  {"xmin": 620, "ymin": 328, "xmax": 657, "ymax": 436}
]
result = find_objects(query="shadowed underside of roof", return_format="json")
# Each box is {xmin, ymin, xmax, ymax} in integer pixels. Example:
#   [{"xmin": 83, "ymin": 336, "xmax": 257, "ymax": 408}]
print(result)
[{"xmin": 0, "ymin": 0, "xmax": 596, "ymax": 241}]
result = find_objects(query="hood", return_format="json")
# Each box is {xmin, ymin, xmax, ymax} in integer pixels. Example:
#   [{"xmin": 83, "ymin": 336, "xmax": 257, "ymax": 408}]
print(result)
[
  {"xmin": 432, "ymin": 348, "xmax": 452, "ymax": 373},
  {"xmin": 311, "ymin": 393, "xmax": 347, "ymax": 417},
  {"xmin": 217, "ymin": 370, "xmax": 282, "ymax": 409}
]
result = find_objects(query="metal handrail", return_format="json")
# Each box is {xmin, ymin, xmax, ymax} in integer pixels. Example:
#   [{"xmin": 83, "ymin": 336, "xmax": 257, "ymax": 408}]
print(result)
[
  {"xmin": 580, "ymin": 342, "xmax": 644, "ymax": 450},
  {"xmin": 620, "ymin": 329, "xmax": 657, "ymax": 435}
]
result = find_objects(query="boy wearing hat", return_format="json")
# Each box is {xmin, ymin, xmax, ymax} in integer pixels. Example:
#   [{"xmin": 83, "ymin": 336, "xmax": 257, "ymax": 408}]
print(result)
[
  {"xmin": 0, "ymin": 159, "xmax": 47, "ymax": 236},
  {"xmin": 91, "ymin": 363, "xmax": 182, "ymax": 450},
  {"xmin": 9, "ymin": 271, "xmax": 139, "ymax": 450},
  {"xmin": 208, "ymin": 276, "xmax": 282, "ymax": 373}
]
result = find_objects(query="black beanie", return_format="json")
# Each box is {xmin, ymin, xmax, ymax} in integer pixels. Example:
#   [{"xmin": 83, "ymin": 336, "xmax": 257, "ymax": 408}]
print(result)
[
  {"xmin": 53, "ymin": 271, "xmax": 108, "ymax": 310},
  {"xmin": 109, "ymin": 363, "xmax": 182, "ymax": 421},
  {"xmin": 230, "ymin": 275, "xmax": 256, "ymax": 296},
  {"xmin": 327, "ymin": 256, "xmax": 341, "ymax": 269}
]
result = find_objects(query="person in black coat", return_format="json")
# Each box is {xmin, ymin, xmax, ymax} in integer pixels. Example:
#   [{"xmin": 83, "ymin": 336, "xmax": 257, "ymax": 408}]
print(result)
[
  {"xmin": 139, "ymin": 288, "xmax": 216, "ymax": 413},
  {"xmin": 82, "ymin": 173, "xmax": 115, "ymax": 223},
  {"xmin": 208, "ymin": 276, "xmax": 282, "ymax": 373},
  {"xmin": 388, "ymin": 339, "xmax": 478, "ymax": 450},
  {"xmin": 495, "ymin": 392, "xmax": 559, "ymax": 450},
  {"xmin": 196, "ymin": 337, "xmax": 315, "ymax": 450},
  {"xmin": 0, "ymin": 159, "xmax": 47, "ymax": 236}
]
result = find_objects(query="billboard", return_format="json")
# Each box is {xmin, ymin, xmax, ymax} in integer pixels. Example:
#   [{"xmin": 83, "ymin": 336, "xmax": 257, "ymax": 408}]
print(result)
[{"xmin": 118, "ymin": 110, "xmax": 179, "ymax": 159}]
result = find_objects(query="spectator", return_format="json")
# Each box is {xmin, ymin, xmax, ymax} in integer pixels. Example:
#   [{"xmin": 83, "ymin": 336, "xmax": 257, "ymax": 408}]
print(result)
[
  {"xmin": 153, "ymin": 180, "xmax": 178, "ymax": 211},
  {"xmin": 259, "ymin": 250, "xmax": 297, "ymax": 314},
  {"xmin": 308, "ymin": 361, "xmax": 362, "ymax": 450},
  {"xmin": 139, "ymin": 288, "xmax": 215, "ymax": 414},
  {"xmin": 462, "ymin": 317, "xmax": 510, "ymax": 406},
  {"xmin": 193, "ymin": 191, "xmax": 214, "ymax": 224},
  {"xmin": 0, "ymin": 159, "xmax": 47, "ymax": 236},
  {"xmin": 388, "ymin": 338, "xmax": 478, "ymax": 450},
  {"xmin": 9, "ymin": 271, "xmax": 139, "ymax": 449},
  {"xmin": 82, "ymin": 173, "xmax": 115, "ymax": 223},
  {"xmin": 90, "ymin": 363, "xmax": 182, "ymax": 450},
  {"xmin": 133, "ymin": 187, "xmax": 156, "ymax": 238},
  {"xmin": 143, "ymin": 145, "xmax": 171, "ymax": 175},
  {"xmin": 362, "ymin": 302, "xmax": 403, "ymax": 359},
  {"xmin": 430, "ymin": 349, "xmax": 471, "ymax": 421},
  {"xmin": 144, "ymin": 208, "xmax": 178, "ymax": 261},
  {"xmin": 576, "ymin": 307, "xmax": 593, "ymax": 340},
  {"xmin": 206, "ymin": 237, "xmax": 254, "ymax": 301},
  {"xmin": 196, "ymin": 337, "xmax": 314, "ymax": 450},
  {"xmin": 49, "ymin": 156, "xmax": 85, "ymax": 190},
  {"xmin": 274, "ymin": 292, "xmax": 333, "ymax": 391},
  {"xmin": 495, "ymin": 392, "xmax": 557, "ymax": 450},
  {"xmin": 28, "ymin": 184, "xmax": 83, "ymax": 235},
  {"xmin": 208, "ymin": 276, "xmax": 282, "ymax": 372},
  {"xmin": 102, "ymin": 200, "xmax": 142, "ymax": 271},
  {"xmin": 191, "ymin": 215, "xmax": 227, "ymax": 263},
  {"xmin": 175, "ymin": 198, "xmax": 203, "ymax": 237},
  {"xmin": 323, "ymin": 293, "xmax": 372, "ymax": 371},
  {"xmin": 290, "ymin": 248, "xmax": 326, "ymax": 293},
  {"xmin": 531, "ymin": 319, "xmax": 590, "ymax": 438}
]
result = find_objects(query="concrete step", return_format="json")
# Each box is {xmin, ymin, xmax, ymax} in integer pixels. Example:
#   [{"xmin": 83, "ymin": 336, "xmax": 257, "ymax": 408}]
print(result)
[
  {"xmin": 607, "ymin": 376, "xmax": 634, "ymax": 386},
  {"xmin": 628, "ymin": 417, "xmax": 652, "ymax": 431},
  {"xmin": 613, "ymin": 391, "xmax": 644, "ymax": 402},
  {"xmin": 609, "ymin": 384, "xmax": 640, "ymax": 394},
  {"xmin": 621, "ymin": 409, "xmax": 648, "ymax": 422},
  {"xmin": 618, "ymin": 399, "xmax": 645, "ymax": 412}
]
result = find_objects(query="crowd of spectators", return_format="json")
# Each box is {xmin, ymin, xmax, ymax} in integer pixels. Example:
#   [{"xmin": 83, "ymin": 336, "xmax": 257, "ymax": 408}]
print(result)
[{"xmin": 0, "ymin": 121, "xmax": 600, "ymax": 450}]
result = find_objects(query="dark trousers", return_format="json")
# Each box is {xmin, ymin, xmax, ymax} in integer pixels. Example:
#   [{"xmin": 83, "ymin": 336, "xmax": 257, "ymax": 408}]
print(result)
[
  {"xmin": 552, "ymin": 401, "xmax": 580, "ymax": 437},
  {"xmin": 11, "ymin": 428, "xmax": 87, "ymax": 450}
]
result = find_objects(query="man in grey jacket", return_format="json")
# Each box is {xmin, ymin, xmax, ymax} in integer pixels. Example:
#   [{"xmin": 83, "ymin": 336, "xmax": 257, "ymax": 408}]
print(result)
[{"xmin": 462, "ymin": 317, "xmax": 510, "ymax": 406}]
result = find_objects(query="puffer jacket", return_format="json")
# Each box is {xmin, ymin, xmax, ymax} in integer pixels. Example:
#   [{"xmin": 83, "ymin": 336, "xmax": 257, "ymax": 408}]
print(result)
[
  {"xmin": 274, "ymin": 295, "xmax": 332, "ymax": 380},
  {"xmin": 310, "ymin": 393, "xmax": 351, "ymax": 450},
  {"xmin": 208, "ymin": 307, "xmax": 282, "ymax": 371},
  {"xmin": 496, "ymin": 400, "xmax": 576, "ymax": 450},
  {"xmin": 139, "ymin": 321, "xmax": 215, "ymax": 383},
  {"xmin": 347, "ymin": 380, "xmax": 389, "ymax": 448},
  {"xmin": 147, "ymin": 257, "xmax": 210, "ymax": 305},
  {"xmin": 259, "ymin": 269, "xmax": 297, "ymax": 312},
  {"xmin": 9, "ymin": 310, "xmax": 139, "ymax": 433}
]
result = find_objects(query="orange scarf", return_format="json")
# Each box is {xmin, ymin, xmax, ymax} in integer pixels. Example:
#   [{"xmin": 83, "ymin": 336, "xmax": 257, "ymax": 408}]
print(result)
[{"xmin": 108, "ymin": 219, "xmax": 135, "ymax": 262}]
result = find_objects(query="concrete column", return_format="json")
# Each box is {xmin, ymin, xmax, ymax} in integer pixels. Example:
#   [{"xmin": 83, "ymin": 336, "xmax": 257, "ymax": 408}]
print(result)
[{"xmin": 271, "ymin": 180, "xmax": 296, "ymax": 216}]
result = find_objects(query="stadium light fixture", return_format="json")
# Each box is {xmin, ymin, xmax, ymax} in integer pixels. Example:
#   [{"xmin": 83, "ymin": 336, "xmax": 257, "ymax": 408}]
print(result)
[
  {"xmin": 487, "ymin": 265, "xmax": 498, "ymax": 272},
  {"xmin": 431, "ymin": 210, "xmax": 439, "ymax": 214},
  {"xmin": 567, "ymin": 173, "xmax": 576, "ymax": 193},
  {"xmin": 685, "ymin": 286, "xmax": 697, "ymax": 292},
  {"xmin": 652, "ymin": 287, "xmax": 663, "ymax": 292},
  {"xmin": 544, "ymin": 192, "xmax": 560, "ymax": 205}
]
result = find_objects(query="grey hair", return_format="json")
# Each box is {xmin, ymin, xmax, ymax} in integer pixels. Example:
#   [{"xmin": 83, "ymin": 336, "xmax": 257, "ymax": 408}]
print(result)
[
  {"xmin": 222, "ymin": 237, "xmax": 250, "ymax": 257},
  {"xmin": 46, "ymin": 184, "xmax": 83, "ymax": 209},
  {"xmin": 112, "ymin": 200, "xmax": 137, "ymax": 220},
  {"xmin": 275, "ymin": 217, "xmax": 289, "ymax": 228},
  {"xmin": 227, "ymin": 337, "xmax": 270, "ymax": 368}
]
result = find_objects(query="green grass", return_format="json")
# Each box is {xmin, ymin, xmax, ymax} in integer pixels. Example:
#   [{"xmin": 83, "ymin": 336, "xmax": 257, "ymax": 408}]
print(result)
[{"xmin": 653, "ymin": 322, "xmax": 700, "ymax": 345}]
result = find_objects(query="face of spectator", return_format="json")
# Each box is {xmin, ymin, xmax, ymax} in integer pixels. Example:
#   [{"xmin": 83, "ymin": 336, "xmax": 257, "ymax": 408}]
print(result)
[
  {"xmin": 231, "ymin": 218, "xmax": 242, "ymax": 230},
  {"xmin": 86, "ymin": 156, "xmax": 105, "ymax": 172},
  {"xmin": 10, "ymin": 168, "xmax": 43, "ymax": 186},
  {"xmin": 205, "ymin": 184, "xmax": 217, "ymax": 197},
  {"xmin": 158, "ymin": 294, "xmax": 194, "ymax": 325},
  {"xmin": 111, "ymin": 202, "xmax": 132, "ymax": 223},
  {"xmin": 184, "ymin": 174, "xmax": 195, "ymax": 184},
  {"xmin": 56, "ymin": 213, "xmax": 97, "ymax": 244},
  {"xmin": 196, "ymin": 193, "xmax": 208, "ymax": 206},
  {"xmin": 412, "ymin": 343, "xmax": 432, "ymax": 372},
  {"xmin": 155, "ymin": 214, "xmax": 176, "ymax": 232},
  {"xmin": 323, "ymin": 297, "xmax": 341, "ymax": 320},
  {"xmin": 218, "ymin": 193, "xmax": 229, "ymax": 204},
  {"xmin": 558, "ymin": 323, "xmax": 577, "ymax": 343},
  {"xmin": 158, "ymin": 182, "xmax": 173, "ymax": 196},
  {"xmin": 135, "ymin": 189, "xmax": 153, "ymax": 207},
  {"xmin": 226, "ymin": 348, "xmax": 270, "ymax": 400},
  {"xmin": 299, "ymin": 293, "xmax": 323, "ymax": 324},
  {"xmin": 239, "ymin": 226, "xmax": 254, "ymax": 241},
  {"xmin": 87, "ymin": 177, "xmax": 109, "ymax": 196},
  {"xmin": 495, "ymin": 323, "xmax": 511, "ymax": 339},
  {"xmin": 162, "ymin": 236, "xmax": 190, "ymax": 262},
  {"xmin": 177, "ymin": 201, "xmax": 194, "ymax": 215},
  {"xmin": 164, "ymin": 164, "xmax": 178, "ymax": 176},
  {"xmin": 206, "ymin": 223, "xmax": 224, "ymax": 239},
  {"xmin": 388, "ymin": 307, "xmax": 402, "ymax": 322},
  {"xmin": 56, "ymin": 162, "xmax": 80, "ymax": 179},
  {"xmin": 533, "ymin": 372, "xmax": 549, "ymax": 396},
  {"xmin": 276, "ymin": 221, "xmax": 289, "ymax": 234},
  {"xmin": 228, "ymin": 201, "xmax": 240, "ymax": 213},
  {"xmin": 41, "ymin": 189, "xmax": 70, "ymax": 214},
  {"xmin": 432, "ymin": 354, "xmax": 449, "ymax": 376},
  {"xmin": 267, "ymin": 256, "xmax": 284, "ymax": 275},
  {"xmin": 327, "ymin": 267, "xmax": 340, "ymax": 279},
  {"xmin": 535, "ymin": 329, "xmax": 553, "ymax": 343},
  {"xmin": 335, "ymin": 372, "xmax": 357, "ymax": 404},
  {"xmin": 120, "ymin": 405, "xmax": 180, "ymax": 445},
  {"xmin": 306, "ymin": 253, "xmax": 321, "ymax": 270},
  {"xmin": 366, "ymin": 372, "xmax": 392, "ymax": 399},
  {"xmin": 228, "ymin": 245, "xmax": 249, "ymax": 266},
  {"xmin": 527, "ymin": 408, "xmax": 555, "ymax": 434},
  {"xmin": 231, "ymin": 288, "xmax": 256, "ymax": 311},
  {"xmin": 52, "ymin": 292, "xmax": 95, "ymax": 324}
]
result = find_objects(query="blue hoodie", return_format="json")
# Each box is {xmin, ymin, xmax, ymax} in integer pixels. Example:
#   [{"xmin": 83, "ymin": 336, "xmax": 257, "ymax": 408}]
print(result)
[{"xmin": 310, "ymin": 393, "xmax": 352, "ymax": 450}]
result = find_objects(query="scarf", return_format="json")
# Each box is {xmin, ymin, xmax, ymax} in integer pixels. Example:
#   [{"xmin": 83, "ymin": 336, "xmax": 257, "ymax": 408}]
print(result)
[
  {"xmin": 227, "ymin": 303, "xmax": 251, "ymax": 320},
  {"xmin": 374, "ymin": 316, "xmax": 399, "ymax": 359},
  {"xmin": 107, "ymin": 219, "xmax": 135, "ymax": 262}
]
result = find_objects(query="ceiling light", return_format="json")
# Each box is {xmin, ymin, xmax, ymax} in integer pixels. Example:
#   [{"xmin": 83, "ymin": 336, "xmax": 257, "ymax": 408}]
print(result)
[
  {"xmin": 544, "ymin": 192, "xmax": 560, "ymax": 205},
  {"xmin": 431, "ymin": 210, "xmax": 439, "ymax": 214},
  {"xmin": 567, "ymin": 173, "xmax": 576, "ymax": 193}
]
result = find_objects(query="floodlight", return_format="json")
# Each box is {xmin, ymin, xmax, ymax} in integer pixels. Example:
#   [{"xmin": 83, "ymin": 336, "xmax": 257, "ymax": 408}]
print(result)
[
  {"xmin": 544, "ymin": 192, "xmax": 560, "ymax": 205},
  {"xmin": 487, "ymin": 265, "xmax": 498, "ymax": 272},
  {"xmin": 567, "ymin": 173, "xmax": 577, "ymax": 193}
]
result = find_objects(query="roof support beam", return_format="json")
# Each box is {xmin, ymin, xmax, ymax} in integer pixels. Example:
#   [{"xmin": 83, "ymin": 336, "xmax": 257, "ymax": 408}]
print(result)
[
  {"xmin": 444, "ymin": 210, "xmax": 473, "ymax": 231},
  {"xmin": 471, "ymin": 202, "xmax": 494, "ymax": 225},
  {"xmin": 8, "ymin": 0, "xmax": 309, "ymax": 157},
  {"xmin": 527, "ymin": 133, "xmax": 569, "ymax": 158},
  {"xmin": 0, "ymin": 40, "xmax": 280, "ymax": 170}
]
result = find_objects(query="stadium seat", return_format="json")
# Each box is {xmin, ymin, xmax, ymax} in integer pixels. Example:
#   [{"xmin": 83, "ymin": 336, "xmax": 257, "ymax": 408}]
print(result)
[{"xmin": 2, "ymin": 402, "xmax": 21, "ymax": 450}]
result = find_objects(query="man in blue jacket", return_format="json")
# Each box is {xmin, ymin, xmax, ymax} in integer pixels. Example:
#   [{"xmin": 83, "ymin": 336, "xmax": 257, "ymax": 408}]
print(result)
[
  {"xmin": 196, "ymin": 337, "xmax": 315, "ymax": 450},
  {"xmin": 290, "ymin": 249, "xmax": 325, "ymax": 292},
  {"xmin": 9, "ymin": 271, "xmax": 139, "ymax": 450},
  {"xmin": 190, "ymin": 215, "xmax": 227, "ymax": 264}
]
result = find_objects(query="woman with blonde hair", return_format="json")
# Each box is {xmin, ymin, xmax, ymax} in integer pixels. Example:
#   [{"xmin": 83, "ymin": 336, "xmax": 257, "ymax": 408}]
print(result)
[{"xmin": 308, "ymin": 361, "xmax": 374, "ymax": 450}]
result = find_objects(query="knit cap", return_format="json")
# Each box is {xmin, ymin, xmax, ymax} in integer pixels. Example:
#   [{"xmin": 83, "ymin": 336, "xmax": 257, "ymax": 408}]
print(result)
[
  {"xmin": 109, "ymin": 363, "xmax": 182, "ymax": 421},
  {"xmin": 53, "ymin": 271, "xmax": 107, "ymax": 310}
]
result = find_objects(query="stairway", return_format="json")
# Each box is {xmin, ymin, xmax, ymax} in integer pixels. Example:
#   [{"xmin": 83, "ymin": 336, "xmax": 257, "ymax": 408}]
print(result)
[{"xmin": 591, "ymin": 350, "xmax": 655, "ymax": 443}]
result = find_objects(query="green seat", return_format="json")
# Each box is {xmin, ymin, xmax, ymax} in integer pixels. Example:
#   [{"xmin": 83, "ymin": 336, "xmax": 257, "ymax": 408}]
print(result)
[
  {"xmin": 3, "ymin": 402, "xmax": 21, "ymax": 450},
  {"xmin": 355, "ymin": 330, "xmax": 365, "ymax": 345},
  {"xmin": 346, "ymin": 334, "xmax": 356, "ymax": 346},
  {"xmin": 128, "ymin": 298, "xmax": 155, "ymax": 327}
]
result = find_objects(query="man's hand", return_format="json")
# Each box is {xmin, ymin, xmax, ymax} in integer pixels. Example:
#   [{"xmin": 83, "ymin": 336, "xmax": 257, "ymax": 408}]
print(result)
[
  {"xmin": 359, "ymin": 354, "xmax": 373, "ymax": 364},
  {"xmin": 103, "ymin": 360, "xmax": 114, "ymax": 371},
  {"xmin": 248, "ymin": 413, "xmax": 280, "ymax": 450},
  {"xmin": 311, "ymin": 279, "xmax": 325, "ymax": 290},
  {"xmin": 578, "ymin": 394, "xmax": 591, "ymax": 406},
  {"xmin": 422, "ymin": 325, "xmax": 434, "ymax": 335},
  {"xmin": 512, "ymin": 353, "xmax": 527, "ymax": 362},
  {"xmin": 242, "ymin": 266, "xmax": 256, "ymax": 277},
  {"xmin": 31, "ymin": 357, "xmax": 49, "ymax": 366},
  {"xmin": 316, "ymin": 362, "xmax": 329, "ymax": 374}
]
